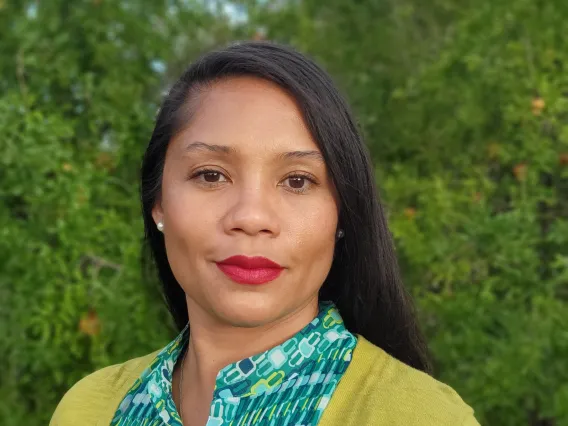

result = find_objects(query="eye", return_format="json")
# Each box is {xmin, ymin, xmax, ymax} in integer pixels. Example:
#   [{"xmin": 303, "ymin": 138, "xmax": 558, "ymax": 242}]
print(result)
[
  {"xmin": 281, "ymin": 173, "xmax": 318, "ymax": 194},
  {"xmin": 190, "ymin": 169, "xmax": 229, "ymax": 186}
]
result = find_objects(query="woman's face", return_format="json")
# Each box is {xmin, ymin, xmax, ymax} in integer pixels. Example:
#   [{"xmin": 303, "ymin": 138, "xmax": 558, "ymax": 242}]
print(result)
[{"xmin": 152, "ymin": 76, "xmax": 339, "ymax": 328}]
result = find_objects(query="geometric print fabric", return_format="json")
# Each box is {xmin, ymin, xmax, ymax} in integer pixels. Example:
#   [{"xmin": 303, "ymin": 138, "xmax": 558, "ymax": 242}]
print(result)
[{"xmin": 110, "ymin": 301, "xmax": 357, "ymax": 426}]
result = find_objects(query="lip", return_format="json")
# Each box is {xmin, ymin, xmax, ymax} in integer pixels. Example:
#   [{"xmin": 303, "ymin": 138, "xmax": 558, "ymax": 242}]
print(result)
[{"xmin": 216, "ymin": 255, "xmax": 284, "ymax": 285}]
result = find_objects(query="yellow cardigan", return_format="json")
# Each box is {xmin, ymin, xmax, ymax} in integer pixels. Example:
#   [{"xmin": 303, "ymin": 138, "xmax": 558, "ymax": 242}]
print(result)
[{"xmin": 50, "ymin": 335, "xmax": 480, "ymax": 425}]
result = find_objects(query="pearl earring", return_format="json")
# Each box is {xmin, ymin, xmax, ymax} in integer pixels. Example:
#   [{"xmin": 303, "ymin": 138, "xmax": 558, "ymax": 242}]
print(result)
[
  {"xmin": 336, "ymin": 229, "xmax": 345, "ymax": 240},
  {"xmin": 157, "ymin": 221, "xmax": 164, "ymax": 232}
]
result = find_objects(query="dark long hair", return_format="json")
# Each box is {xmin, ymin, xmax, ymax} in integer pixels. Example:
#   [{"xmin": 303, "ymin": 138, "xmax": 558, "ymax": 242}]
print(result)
[{"xmin": 140, "ymin": 41, "xmax": 431, "ymax": 373}]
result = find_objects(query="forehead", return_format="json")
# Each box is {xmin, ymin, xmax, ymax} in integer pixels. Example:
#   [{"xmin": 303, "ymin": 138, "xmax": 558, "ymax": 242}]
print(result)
[{"xmin": 172, "ymin": 76, "xmax": 319, "ymax": 154}]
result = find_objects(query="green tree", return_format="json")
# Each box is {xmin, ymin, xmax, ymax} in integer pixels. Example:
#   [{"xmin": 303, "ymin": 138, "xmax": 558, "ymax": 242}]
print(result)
[
  {"xmin": 0, "ymin": 1, "xmax": 235, "ymax": 424},
  {"xmin": 245, "ymin": 0, "xmax": 568, "ymax": 424},
  {"xmin": 2, "ymin": 0, "xmax": 567, "ymax": 425}
]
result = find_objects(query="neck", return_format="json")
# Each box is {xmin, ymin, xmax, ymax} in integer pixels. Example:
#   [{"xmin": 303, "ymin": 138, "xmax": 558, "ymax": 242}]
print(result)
[{"xmin": 182, "ymin": 296, "xmax": 320, "ymax": 393}]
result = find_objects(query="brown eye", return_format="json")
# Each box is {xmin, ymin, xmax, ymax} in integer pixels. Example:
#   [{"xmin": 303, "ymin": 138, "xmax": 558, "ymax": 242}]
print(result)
[
  {"xmin": 202, "ymin": 171, "xmax": 222, "ymax": 183},
  {"xmin": 288, "ymin": 176, "xmax": 306, "ymax": 189},
  {"xmin": 281, "ymin": 173, "xmax": 317, "ymax": 194},
  {"xmin": 190, "ymin": 169, "xmax": 229, "ymax": 186}
]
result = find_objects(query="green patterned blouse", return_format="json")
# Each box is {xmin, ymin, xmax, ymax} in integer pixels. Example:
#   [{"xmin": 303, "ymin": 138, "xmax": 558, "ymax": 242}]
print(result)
[{"xmin": 110, "ymin": 301, "xmax": 357, "ymax": 426}]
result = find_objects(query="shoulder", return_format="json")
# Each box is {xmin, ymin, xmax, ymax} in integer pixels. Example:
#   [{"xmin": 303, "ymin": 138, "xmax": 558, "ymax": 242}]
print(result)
[
  {"xmin": 49, "ymin": 350, "xmax": 160, "ymax": 426},
  {"xmin": 321, "ymin": 336, "xmax": 480, "ymax": 426}
]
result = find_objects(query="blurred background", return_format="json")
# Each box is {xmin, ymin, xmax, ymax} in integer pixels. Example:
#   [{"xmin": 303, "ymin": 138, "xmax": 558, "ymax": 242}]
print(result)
[{"xmin": 1, "ymin": 1, "xmax": 567, "ymax": 425}]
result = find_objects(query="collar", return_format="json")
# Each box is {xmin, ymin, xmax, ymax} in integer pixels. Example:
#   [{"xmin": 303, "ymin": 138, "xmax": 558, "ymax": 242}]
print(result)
[
  {"xmin": 152, "ymin": 300, "xmax": 355, "ymax": 401},
  {"xmin": 113, "ymin": 301, "xmax": 357, "ymax": 425}
]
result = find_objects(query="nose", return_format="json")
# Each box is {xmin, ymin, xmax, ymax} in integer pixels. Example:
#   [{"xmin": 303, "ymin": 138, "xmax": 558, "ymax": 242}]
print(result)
[{"xmin": 222, "ymin": 183, "xmax": 281, "ymax": 238}]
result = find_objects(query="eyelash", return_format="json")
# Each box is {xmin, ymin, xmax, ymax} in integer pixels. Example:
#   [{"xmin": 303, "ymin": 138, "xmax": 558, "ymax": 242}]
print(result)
[
  {"xmin": 188, "ymin": 169, "xmax": 319, "ymax": 194},
  {"xmin": 280, "ymin": 172, "xmax": 319, "ymax": 194},
  {"xmin": 189, "ymin": 169, "xmax": 227, "ymax": 186}
]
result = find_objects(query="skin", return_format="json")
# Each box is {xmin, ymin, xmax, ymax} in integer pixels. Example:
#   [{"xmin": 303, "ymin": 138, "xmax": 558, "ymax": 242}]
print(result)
[{"xmin": 151, "ymin": 76, "xmax": 339, "ymax": 425}]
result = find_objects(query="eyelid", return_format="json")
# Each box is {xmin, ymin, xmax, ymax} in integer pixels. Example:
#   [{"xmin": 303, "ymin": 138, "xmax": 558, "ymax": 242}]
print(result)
[
  {"xmin": 282, "ymin": 170, "xmax": 318, "ymax": 182},
  {"xmin": 280, "ymin": 171, "xmax": 319, "ymax": 194},
  {"xmin": 188, "ymin": 167, "xmax": 231, "ymax": 184},
  {"xmin": 189, "ymin": 166, "xmax": 229, "ymax": 177}
]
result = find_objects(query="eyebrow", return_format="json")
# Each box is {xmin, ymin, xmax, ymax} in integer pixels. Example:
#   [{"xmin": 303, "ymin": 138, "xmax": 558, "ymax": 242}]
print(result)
[
  {"xmin": 278, "ymin": 150, "xmax": 325, "ymax": 164},
  {"xmin": 184, "ymin": 141, "xmax": 236, "ymax": 155},
  {"xmin": 183, "ymin": 141, "xmax": 325, "ymax": 164}
]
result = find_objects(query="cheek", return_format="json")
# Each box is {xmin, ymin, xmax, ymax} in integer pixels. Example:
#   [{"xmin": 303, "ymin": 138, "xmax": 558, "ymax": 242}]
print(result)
[
  {"xmin": 161, "ymin": 180, "xmax": 221, "ymax": 253},
  {"xmin": 289, "ymin": 198, "xmax": 338, "ymax": 265}
]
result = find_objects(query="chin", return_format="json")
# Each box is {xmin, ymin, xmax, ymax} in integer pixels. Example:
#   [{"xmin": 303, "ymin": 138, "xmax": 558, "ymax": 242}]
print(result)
[{"xmin": 214, "ymin": 294, "xmax": 288, "ymax": 328}]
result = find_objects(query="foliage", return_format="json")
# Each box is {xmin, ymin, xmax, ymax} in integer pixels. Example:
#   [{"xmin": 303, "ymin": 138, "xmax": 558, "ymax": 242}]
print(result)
[
  {"xmin": 0, "ymin": 1, "xmax": 234, "ymax": 424},
  {"xmin": 246, "ymin": 0, "xmax": 568, "ymax": 424},
  {"xmin": 1, "ymin": 0, "xmax": 567, "ymax": 425}
]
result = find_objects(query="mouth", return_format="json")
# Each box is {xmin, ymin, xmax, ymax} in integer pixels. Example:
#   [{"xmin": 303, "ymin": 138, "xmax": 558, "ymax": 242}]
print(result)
[{"xmin": 215, "ymin": 255, "xmax": 284, "ymax": 285}]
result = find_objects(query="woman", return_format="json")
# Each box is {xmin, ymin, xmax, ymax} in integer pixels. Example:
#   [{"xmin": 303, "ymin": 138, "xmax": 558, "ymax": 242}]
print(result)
[{"xmin": 50, "ymin": 41, "xmax": 479, "ymax": 426}]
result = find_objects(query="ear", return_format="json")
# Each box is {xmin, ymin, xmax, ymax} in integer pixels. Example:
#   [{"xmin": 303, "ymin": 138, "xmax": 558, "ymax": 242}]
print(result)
[{"xmin": 151, "ymin": 199, "xmax": 164, "ymax": 227}]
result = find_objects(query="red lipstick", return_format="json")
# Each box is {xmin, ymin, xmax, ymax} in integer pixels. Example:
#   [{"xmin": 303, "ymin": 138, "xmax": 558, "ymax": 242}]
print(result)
[{"xmin": 216, "ymin": 255, "xmax": 284, "ymax": 285}]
